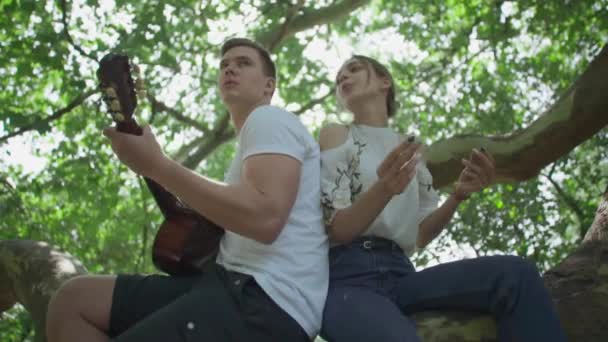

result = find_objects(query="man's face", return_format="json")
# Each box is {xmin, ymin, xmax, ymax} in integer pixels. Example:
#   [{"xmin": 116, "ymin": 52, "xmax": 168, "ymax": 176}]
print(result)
[{"xmin": 218, "ymin": 46, "xmax": 274, "ymax": 106}]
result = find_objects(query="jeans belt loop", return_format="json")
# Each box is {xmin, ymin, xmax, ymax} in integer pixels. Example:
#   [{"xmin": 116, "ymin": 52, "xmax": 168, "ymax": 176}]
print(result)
[{"xmin": 363, "ymin": 240, "xmax": 372, "ymax": 249}]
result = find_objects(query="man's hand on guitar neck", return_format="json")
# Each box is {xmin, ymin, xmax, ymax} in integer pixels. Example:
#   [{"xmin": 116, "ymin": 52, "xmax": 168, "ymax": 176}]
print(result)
[{"xmin": 103, "ymin": 124, "xmax": 165, "ymax": 177}]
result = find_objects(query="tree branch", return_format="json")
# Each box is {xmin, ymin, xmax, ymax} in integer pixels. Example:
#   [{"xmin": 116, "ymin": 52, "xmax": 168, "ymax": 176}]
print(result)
[
  {"xmin": 0, "ymin": 89, "xmax": 97, "ymax": 145},
  {"xmin": 264, "ymin": 1, "xmax": 306, "ymax": 51},
  {"xmin": 182, "ymin": 130, "xmax": 234, "ymax": 170},
  {"xmin": 426, "ymin": 44, "xmax": 608, "ymax": 189},
  {"xmin": 173, "ymin": 136, "xmax": 206, "ymax": 164},
  {"xmin": 256, "ymin": 0, "xmax": 371, "ymax": 49},
  {"xmin": 544, "ymin": 173, "xmax": 585, "ymax": 218},
  {"xmin": 294, "ymin": 86, "xmax": 335, "ymax": 115},
  {"xmin": 147, "ymin": 93, "xmax": 209, "ymax": 134},
  {"xmin": 0, "ymin": 177, "xmax": 27, "ymax": 218},
  {"xmin": 172, "ymin": 112, "xmax": 232, "ymax": 165},
  {"xmin": 582, "ymin": 186, "xmax": 608, "ymax": 244},
  {"xmin": 544, "ymin": 173, "xmax": 588, "ymax": 241},
  {"xmin": 182, "ymin": 112, "xmax": 234, "ymax": 170},
  {"xmin": 59, "ymin": 0, "xmax": 98, "ymax": 62}
]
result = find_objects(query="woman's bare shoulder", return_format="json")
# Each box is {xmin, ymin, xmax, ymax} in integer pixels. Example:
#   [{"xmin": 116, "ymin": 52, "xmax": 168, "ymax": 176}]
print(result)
[{"xmin": 319, "ymin": 123, "xmax": 350, "ymax": 151}]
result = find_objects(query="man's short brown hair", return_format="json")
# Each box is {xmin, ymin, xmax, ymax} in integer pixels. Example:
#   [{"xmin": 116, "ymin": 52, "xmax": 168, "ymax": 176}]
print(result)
[{"xmin": 220, "ymin": 38, "xmax": 276, "ymax": 80}]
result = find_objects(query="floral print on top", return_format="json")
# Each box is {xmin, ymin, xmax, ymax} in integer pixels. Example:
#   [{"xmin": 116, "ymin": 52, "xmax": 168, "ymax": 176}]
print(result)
[{"xmin": 320, "ymin": 124, "xmax": 440, "ymax": 256}]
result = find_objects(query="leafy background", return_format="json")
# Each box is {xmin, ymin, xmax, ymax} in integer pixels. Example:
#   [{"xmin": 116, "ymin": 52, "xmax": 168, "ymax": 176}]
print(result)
[{"xmin": 1, "ymin": 0, "xmax": 607, "ymax": 340}]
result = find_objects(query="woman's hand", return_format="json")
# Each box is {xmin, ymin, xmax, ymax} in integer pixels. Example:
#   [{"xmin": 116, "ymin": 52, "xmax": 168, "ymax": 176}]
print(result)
[
  {"xmin": 453, "ymin": 148, "xmax": 496, "ymax": 201},
  {"xmin": 376, "ymin": 140, "xmax": 422, "ymax": 196}
]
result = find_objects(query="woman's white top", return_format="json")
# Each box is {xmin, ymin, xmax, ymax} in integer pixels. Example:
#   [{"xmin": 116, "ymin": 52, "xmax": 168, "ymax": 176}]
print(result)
[{"xmin": 320, "ymin": 124, "xmax": 440, "ymax": 256}]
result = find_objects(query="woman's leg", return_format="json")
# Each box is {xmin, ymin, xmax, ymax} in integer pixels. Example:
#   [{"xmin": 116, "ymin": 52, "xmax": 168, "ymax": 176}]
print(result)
[
  {"xmin": 393, "ymin": 255, "xmax": 566, "ymax": 342},
  {"xmin": 321, "ymin": 285, "xmax": 420, "ymax": 342},
  {"xmin": 321, "ymin": 240, "xmax": 420, "ymax": 342}
]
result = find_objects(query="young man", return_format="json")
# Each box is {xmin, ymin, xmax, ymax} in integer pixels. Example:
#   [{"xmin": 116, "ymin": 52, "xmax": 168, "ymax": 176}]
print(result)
[{"xmin": 46, "ymin": 38, "xmax": 328, "ymax": 342}]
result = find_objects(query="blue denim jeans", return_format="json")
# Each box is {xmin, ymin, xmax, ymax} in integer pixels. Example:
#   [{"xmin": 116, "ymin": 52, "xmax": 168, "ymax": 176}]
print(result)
[{"xmin": 320, "ymin": 236, "xmax": 567, "ymax": 342}]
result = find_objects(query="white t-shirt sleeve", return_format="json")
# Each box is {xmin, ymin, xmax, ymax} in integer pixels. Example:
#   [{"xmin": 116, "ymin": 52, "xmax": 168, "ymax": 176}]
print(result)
[{"xmin": 239, "ymin": 106, "xmax": 309, "ymax": 162}]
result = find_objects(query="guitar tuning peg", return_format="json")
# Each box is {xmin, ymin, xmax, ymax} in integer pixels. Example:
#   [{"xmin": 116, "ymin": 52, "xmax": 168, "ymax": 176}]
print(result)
[
  {"xmin": 110, "ymin": 99, "xmax": 121, "ymax": 112},
  {"xmin": 114, "ymin": 113, "xmax": 125, "ymax": 122},
  {"xmin": 104, "ymin": 87, "xmax": 117, "ymax": 99},
  {"xmin": 135, "ymin": 78, "xmax": 145, "ymax": 91}
]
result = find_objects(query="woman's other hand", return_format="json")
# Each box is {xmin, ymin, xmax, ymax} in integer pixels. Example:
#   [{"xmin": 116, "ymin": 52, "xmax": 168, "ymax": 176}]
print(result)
[{"xmin": 453, "ymin": 148, "xmax": 496, "ymax": 201}]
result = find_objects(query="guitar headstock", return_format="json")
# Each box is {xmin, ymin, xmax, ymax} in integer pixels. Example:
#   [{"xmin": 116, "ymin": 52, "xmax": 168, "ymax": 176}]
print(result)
[{"xmin": 97, "ymin": 53, "xmax": 144, "ymax": 135}]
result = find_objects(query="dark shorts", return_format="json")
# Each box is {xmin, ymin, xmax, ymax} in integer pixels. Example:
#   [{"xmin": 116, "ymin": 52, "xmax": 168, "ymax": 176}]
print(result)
[{"xmin": 109, "ymin": 263, "xmax": 308, "ymax": 342}]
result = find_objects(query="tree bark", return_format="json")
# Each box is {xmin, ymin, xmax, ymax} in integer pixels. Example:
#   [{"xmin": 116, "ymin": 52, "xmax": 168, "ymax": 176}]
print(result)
[{"xmin": 0, "ymin": 240, "xmax": 87, "ymax": 342}]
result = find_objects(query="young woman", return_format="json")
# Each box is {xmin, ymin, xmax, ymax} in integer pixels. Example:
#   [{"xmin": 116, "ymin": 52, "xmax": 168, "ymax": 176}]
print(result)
[{"xmin": 318, "ymin": 55, "xmax": 566, "ymax": 342}]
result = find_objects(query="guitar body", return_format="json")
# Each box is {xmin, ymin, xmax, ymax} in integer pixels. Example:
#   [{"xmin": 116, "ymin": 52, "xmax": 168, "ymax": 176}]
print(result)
[
  {"xmin": 152, "ymin": 209, "xmax": 224, "ymax": 276},
  {"xmin": 97, "ymin": 53, "xmax": 224, "ymax": 276}
]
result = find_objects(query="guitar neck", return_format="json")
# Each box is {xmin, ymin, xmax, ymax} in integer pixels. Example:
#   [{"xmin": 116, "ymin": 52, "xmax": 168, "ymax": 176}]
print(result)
[
  {"xmin": 143, "ymin": 177, "xmax": 188, "ymax": 218},
  {"xmin": 114, "ymin": 119, "xmax": 185, "ymax": 218}
]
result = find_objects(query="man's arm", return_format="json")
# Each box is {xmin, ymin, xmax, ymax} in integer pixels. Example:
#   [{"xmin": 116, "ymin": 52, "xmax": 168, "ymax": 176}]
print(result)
[
  {"xmin": 104, "ymin": 125, "xmax": 301, "ymax": 244},
  {"xmin": 151, "ymin": 153, "xmax": 301, "ymax": 244}
]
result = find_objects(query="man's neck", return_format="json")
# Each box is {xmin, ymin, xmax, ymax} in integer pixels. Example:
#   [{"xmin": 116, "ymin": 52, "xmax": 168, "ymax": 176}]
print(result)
[{"xmin": 228, "ymin": 99, "xmax": 270, "ymax": 133}]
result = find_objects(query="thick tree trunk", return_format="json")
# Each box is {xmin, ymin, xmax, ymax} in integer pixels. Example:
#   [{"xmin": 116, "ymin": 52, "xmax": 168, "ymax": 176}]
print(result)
[
  {"xmin": 1, "ymin": 188, "xmax": 606, "ymax": 341},
  {"xmin": 0, "ymin": 240, "xmax": 87, "ymax": 342}
]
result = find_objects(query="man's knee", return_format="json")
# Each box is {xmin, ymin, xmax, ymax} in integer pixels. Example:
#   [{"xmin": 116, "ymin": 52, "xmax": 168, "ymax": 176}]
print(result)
[
  {"xmin": 47, "ymin": 276, "xmax": 92, "ymax": 338},
  {"xmin": 49, "ymin": 276, "xmax": 90, "ymax": 308},
  {"xmin": 48, "ymin": 275, "xmax": 112, "ymax": 320},
  {"xmin": 47, "ymin": 276, "xmax": 88, "ymax": 339}
]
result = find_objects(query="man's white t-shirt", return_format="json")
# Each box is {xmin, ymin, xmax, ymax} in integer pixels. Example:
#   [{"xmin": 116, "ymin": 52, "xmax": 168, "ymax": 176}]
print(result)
[{"xmin": 216, "ymin": 105, "xmax": 329, "ymax": 338}]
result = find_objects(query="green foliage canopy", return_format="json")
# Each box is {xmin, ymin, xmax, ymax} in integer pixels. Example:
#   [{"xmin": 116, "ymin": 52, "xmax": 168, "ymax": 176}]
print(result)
[{"xmin": 1, "ymin": 1, "xmax": 607, "ymax": 340}]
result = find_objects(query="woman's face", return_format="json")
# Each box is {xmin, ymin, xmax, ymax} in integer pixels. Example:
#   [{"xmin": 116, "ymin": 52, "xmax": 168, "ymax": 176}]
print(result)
[{"xmin": 335, "ymin": 58, "xmax": 389, "ymax": 112}]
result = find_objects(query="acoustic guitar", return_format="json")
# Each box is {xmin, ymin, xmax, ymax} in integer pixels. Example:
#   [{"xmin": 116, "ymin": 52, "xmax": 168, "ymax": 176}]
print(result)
[{"xmin": 96, "ymin": 53, "xmax": 224, "ymax": 276}]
